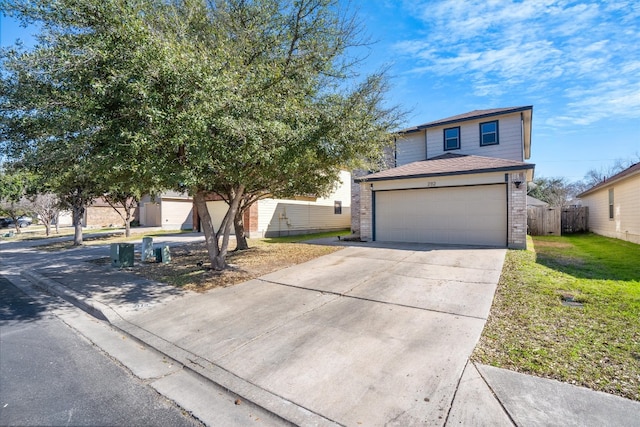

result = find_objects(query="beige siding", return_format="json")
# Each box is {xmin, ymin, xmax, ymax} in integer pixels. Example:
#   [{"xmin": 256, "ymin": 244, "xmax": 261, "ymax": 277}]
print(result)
[
  {"xmin": 426, "ymin": 112, "xmax": 524, "ymax": 161},
  {"xmin": 256, "ymin": 171, "xmax": 351, "ymax": 237},
  {"xmin": 395, "ymin": 132, "xmax": 426, "ymax": 166},
  {"xmin": 256, "ymin": 200, "xmax": 350, "ymax": 237},
  {"xmin": 581, "ymin": 176, "xmax": 640, "ymax": 244}
]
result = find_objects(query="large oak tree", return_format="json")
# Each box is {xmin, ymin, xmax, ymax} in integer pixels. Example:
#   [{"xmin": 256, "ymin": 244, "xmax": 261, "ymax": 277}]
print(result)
[{"xmin": 1, "ymin": 0, "xmax": 404, "ymax": 267}]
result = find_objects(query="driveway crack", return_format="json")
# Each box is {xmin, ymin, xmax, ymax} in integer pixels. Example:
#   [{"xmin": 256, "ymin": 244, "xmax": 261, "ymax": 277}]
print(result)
[{"xmin": 257, "ymin": 278, "xmax": 488, "ymax": 321}]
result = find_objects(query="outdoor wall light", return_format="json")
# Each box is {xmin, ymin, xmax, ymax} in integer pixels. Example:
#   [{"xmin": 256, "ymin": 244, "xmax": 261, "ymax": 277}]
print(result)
[{"xmin": 513, "ymin": 180, "xmax": 523, "ymax": 188}]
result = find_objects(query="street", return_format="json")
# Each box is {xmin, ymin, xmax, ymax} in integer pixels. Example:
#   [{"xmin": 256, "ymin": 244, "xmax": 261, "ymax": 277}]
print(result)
[{"xmin": 0, "ymin": 275, "xmax": 200, "ymax": 426}]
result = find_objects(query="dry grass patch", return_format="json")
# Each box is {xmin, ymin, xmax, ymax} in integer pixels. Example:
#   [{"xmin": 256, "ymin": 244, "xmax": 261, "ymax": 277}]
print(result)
[
  {"xmin": 533, "ymin": 240, "xmax": 573, "ymax": 249},
  {"xmin": 133, "ymin": 239, "xmax": 341, "ymax": 291}
]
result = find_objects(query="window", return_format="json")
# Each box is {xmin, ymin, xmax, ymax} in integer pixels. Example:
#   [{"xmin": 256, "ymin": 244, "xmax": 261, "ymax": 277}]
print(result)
[
  {"xmin": 609, "ymin": 189, "xmax": 614, "ymax": 219},
  {"xmin": 334, "ymin": 200, "xmax": 342, "ymax": 215},
  {"xmin": 480, "ymin": 120, "xmax": 499, "ymax": 146},
  {"xmin": 444, "ymin": 127, "xmax": 460, "ymax": 150}
]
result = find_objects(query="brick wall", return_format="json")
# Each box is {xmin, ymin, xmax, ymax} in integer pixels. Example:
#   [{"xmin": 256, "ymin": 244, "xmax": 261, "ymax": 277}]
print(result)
[
  {"xmin": 359, "ymin": 182, "xmax": 373, "ymax": 241},
  {"xmin": 247, "ymin": 203, "xmax": 259, "ymax": 234},
  {"xmin": 85, "ymin": 205, "xmax": 139, "ymax": 228},
  {"xmin": 351, "ymin": 170, "xmax": 369, "ymax": 235},
  {"xmin": 508, "ymin": 172, "xmax": 527, "ymax": 249}
]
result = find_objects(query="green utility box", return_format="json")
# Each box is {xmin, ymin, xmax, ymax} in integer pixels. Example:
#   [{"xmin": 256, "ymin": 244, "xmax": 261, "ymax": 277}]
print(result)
[
  {"xmin": 111, "ymin": 243, "xmax": 134, "ymax": 268},
  {"xmin": 155, "ymin": 246, "xmax": 171, "ymax": 264}
]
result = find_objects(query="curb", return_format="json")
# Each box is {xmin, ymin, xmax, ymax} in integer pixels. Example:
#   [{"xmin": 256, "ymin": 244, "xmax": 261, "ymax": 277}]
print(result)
[
  {"xmin": 21, "ymin": 270, "xmax": 118, "ymax": 323},
  {"xmin": 20, "ymin": 269, "xmax": 342, "ymax": 427}
]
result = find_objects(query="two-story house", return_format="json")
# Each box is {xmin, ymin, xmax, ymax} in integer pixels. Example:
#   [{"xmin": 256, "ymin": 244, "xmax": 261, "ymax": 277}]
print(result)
[{"xmin": 354, "ymin": 106, "xmax": 535, "ymax": 249}]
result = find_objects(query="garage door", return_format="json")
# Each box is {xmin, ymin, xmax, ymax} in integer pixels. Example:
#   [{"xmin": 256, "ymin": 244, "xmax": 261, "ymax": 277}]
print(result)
[
  {"xmin": 162, "ymin": 200, "xmax": 193, "ymax": 230},
  {"xmin": 375, "ymin": 185, "xmax": 507, "ymax": 246}
]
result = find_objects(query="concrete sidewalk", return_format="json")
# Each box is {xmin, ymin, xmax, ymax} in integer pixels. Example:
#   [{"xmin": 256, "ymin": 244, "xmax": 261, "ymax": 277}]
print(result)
[{"xmin": 6, "ymin": 240, "xmax": 640, "ymax": 426}]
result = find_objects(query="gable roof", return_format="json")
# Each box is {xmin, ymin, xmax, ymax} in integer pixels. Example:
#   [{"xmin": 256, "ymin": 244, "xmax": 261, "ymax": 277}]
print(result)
[
  {"xmin": 399, "ymin": 106, "xmax": 533, "ymax": 133},
  {"xmin": 578, "ymin": 162, "xmax": 640, "ymax": 198},
  {"xmin": 397, "ymin": 106, "xmax": 533, "ymax": 160},
  {"xmin": 355, "ymin": 153, "xmax": 535, "ymax": 182}
]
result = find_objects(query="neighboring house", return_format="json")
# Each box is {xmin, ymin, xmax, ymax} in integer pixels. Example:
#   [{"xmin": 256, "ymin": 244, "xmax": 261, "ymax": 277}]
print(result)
[
  {"xmin": 527, "ymin": 195, "xmax": 549, "ymax": 208},
  {"xmin": 139, "ymin": 192, "xmax": 194, "ymax": 230},
  {"xmin": 354, "ymin": 106, "xmax": 535, "ymax": 249},
  {"xmin": 577, "ymin": 162, "xmax": 640, "ymax": 244},
  {"xmin": 204, "ymin": 170, "xmax": 352, "ymax": 237},
  {"xmin": 83, "ymin": 197, "xmax": 139, "ymax": 228}
]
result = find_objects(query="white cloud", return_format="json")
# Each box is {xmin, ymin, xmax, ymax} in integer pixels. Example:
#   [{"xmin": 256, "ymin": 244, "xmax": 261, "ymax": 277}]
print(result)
[{"xmin": 394, "ymin": 0, "xmax": 640, "ymax": 126}]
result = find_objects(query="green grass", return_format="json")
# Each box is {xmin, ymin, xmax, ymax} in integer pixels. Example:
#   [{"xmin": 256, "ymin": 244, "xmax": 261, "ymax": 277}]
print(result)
[
  {"xmin": 473, "ymin": 233, "xmax": 640, "ymax": 401},
  {"xmin": 263, "ymin": 228, "xmax": 350, "ymax": 244}
]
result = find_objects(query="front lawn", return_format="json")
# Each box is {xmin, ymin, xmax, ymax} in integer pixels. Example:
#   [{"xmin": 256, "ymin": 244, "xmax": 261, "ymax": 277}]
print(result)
[
  {"xmin": 119, "ymin": 230, "xmax": 347, "ymax": 291},
  {"xmin": 472, "ymin": 233, "xmax": 640, "ymax": 401}
]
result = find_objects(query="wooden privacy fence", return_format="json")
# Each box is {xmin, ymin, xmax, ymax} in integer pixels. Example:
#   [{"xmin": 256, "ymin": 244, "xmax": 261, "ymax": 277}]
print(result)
[
  {"xmin": 527, "ymin": 206, "xmax": 588, "ymax": 236},
  {"xmin": 561, "ymin": 207, "xmax": 589, "ymax": 234},
  {"xmin": 528, "ymin": 207, "xmax": 561, "ymax": 236}
]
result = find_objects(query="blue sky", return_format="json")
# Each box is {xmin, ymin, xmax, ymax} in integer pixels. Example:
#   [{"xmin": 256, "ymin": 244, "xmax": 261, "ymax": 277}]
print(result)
[
  {"xmin": 355, "ymin": 0, "xmax": 640, "ymax": 181},
  {"xmin": 2, "ymin": 1, "xmax": 639, "ymax": 181}
]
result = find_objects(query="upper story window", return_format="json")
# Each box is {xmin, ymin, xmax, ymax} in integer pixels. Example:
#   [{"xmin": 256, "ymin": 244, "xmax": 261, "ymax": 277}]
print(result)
[
  {"xmin": 608, "ymin": 189, "xmax": 614, "ymax": 219},
  {"xmin": 444, "ymin": 127, "xmax": 460, "ymax": 151},
  {"xmin": 480, "ymin": 120, "xmax": 499, "ymax": 146}
]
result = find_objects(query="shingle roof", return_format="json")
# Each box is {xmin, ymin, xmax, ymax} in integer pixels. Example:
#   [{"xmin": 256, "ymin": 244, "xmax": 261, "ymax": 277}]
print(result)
[
  {"xmin": 398, "ymin": 106, "xmax": 533, "ymax": 134},
  {"xmin": 578, "ymin": 162, "xmax": 640, "ymax": 197},
  {"xmin": 355, "ymin": 153, "xmax": 535, "ymax": 182}
]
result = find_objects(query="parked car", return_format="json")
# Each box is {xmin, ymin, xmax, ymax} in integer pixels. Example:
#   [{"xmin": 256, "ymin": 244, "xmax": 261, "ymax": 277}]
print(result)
[
  {"xmin": 2, "ymin": 216, "xmax": 32, "ymax": 228},
  {"xmin": 0, "ymin": 218, "xmax": 10, "ymax": 228}
]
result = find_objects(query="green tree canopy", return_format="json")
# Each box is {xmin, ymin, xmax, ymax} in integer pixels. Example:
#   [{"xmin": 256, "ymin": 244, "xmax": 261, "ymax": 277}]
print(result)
[{"xmin": 1, "ymin": 0, "xmax": 405, "ymax": 266}]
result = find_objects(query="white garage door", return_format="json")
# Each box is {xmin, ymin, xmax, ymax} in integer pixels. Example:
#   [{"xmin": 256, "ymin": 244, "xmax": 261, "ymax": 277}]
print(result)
[
  {"xmin": 375, "ymin": 185, "xmax": 507, "ymax": 246},
  {"xmin": 162, "ymin": 200, "xmax": 193, "ymax": 229}
]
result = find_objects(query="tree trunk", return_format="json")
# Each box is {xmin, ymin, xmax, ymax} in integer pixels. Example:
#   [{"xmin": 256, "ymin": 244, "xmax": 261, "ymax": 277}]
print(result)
[
  {"xmin": 104, "ymin": 195, "xmax": 136, "ymax": 237},
  {"xmin": 217, "ymin": 186, "xmax": 245, "ymax": 265},
  {"xmin": 43, "ymin": 219, "xmax": 51, "ymax": 237},
  {"xmin": 234, "ymin": 208, "xmax": 249, "ymax": 250},
  {"xmin": 193, "ymin": 191, "xmax": 225, "ymax": 270},
  {"xmin": 55, "ymin": 212, "xmax": 60, "ymax": 234},
  {"xmin": 72, "ymin": 204, "xmax": 84, "ymax": 246}
]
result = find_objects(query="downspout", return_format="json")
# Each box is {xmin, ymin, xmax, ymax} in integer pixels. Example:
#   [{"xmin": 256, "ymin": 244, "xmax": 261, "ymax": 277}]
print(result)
[
  {"xmin": 520, "ymin": 112, "xmax": 525, "ymax": 161},
  {"xmin": 425, "ymin": 129, "xmax": 428, "ymax": 160},
  {"xmin": 393, "ymin": 136, "xmax": 397, "ymax": 167},
  {"xmin": 371, "ymin": 184, "xmax": 376, "ymax": 242},
  {"xmin": 505, "ymin": 173, "xmax": 510, "ymax": 247}
]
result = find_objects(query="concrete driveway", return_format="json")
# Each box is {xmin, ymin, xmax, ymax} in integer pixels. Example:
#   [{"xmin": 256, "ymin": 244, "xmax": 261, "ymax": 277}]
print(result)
[{"xmin": 124, "ymin": 243, "xmax": 506, "ymax": 426}]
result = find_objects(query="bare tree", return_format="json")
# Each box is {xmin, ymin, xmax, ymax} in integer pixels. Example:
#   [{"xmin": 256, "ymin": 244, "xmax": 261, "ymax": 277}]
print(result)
[
  {"xmin": 28, "ymin": 193, "xmax": 60, "ymax": 236},
  {"xmin": 584, "ymin": 155, "xmax": 640, "ymax": 187}
]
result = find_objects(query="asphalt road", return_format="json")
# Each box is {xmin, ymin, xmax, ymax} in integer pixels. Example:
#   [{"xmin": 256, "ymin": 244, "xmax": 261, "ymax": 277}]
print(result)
[{"xmin": 0, "ymin": 276, "xmax": 200, "ymax": 427}]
